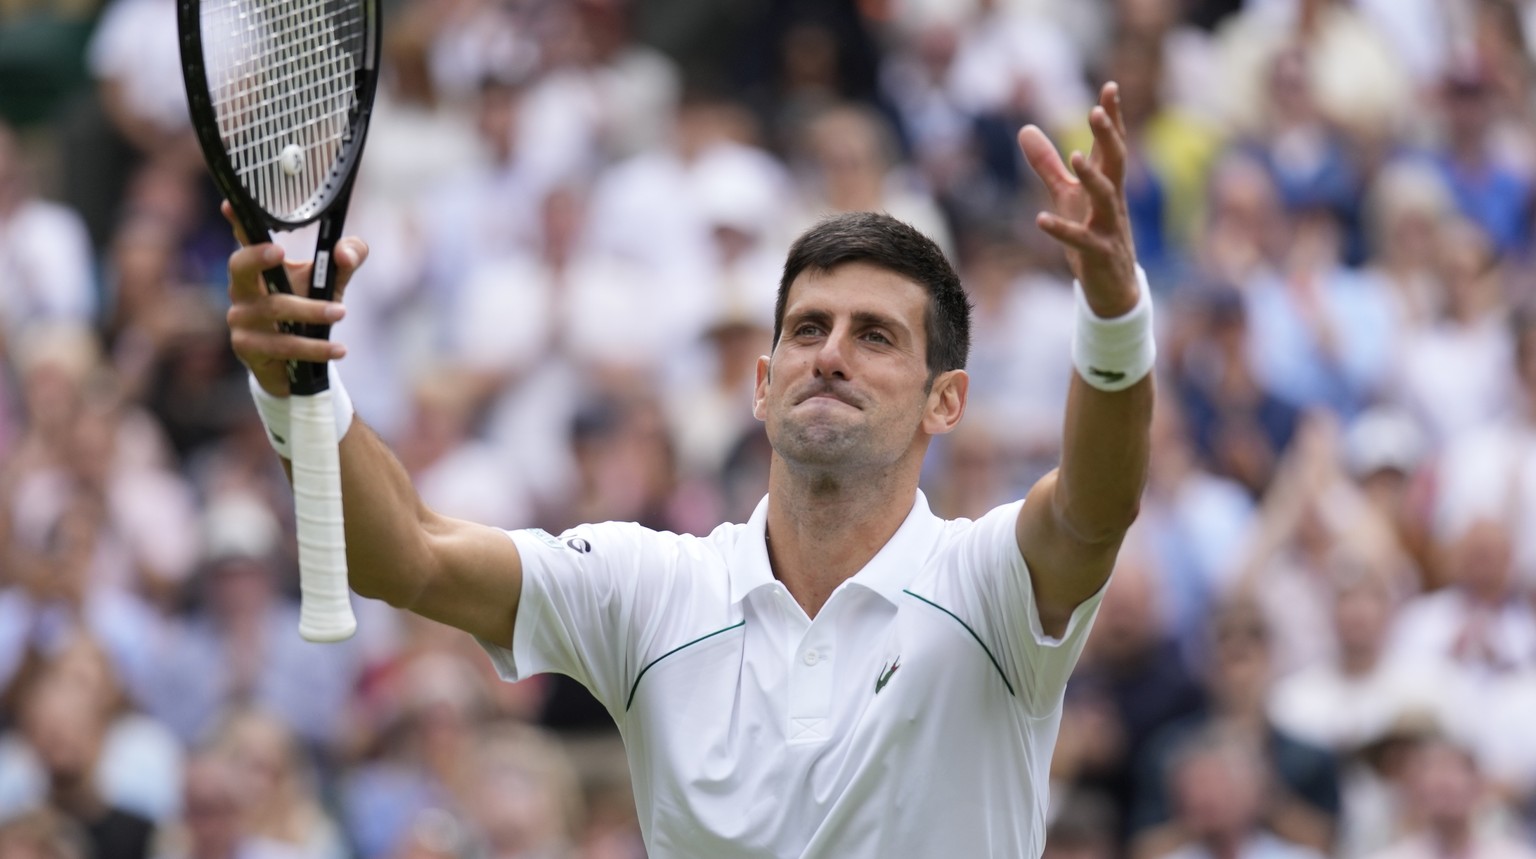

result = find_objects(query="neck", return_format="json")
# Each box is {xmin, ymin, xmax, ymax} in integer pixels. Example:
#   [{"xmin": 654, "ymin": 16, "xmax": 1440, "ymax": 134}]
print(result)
[
  {"xmin": 1338, "ymin": 644, "xmax": 1379, "ymax": 676},
  {"xmin": 1204, "ymin": 831, "xmax": 1246, "ymax": 859},
  {"xmin": 764, "ymin": 457, "xmax": 919, "ymax": 617},
  {"xmin": 50, "ymin": 776, "xmax": 104, "ymax": 819},
  {"xmin": 1431, "ymin": 819, "xmax": 1474, "ymax": 856}
]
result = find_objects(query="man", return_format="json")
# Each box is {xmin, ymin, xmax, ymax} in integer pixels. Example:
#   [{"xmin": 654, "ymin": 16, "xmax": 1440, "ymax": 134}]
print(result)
[
  {"xmin": 223, "ymin": 83, "xmax": 1154, "ymax": 857},
  {"xmin": 15, "ymin": 675, "xmax": 155, "ymax": 859}
]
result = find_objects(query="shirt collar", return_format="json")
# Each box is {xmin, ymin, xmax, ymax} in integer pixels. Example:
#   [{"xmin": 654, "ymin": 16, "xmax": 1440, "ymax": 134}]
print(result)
[{"xmin": 727, "ymin": 490, "xmax": 944, "ymax": 606}]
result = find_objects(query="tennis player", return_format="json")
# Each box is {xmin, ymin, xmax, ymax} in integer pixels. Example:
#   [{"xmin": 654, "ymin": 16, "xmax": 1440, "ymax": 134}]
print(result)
[{"xmin": 225, "ymin": 82, "xmax": 1154, "ymax": 857}]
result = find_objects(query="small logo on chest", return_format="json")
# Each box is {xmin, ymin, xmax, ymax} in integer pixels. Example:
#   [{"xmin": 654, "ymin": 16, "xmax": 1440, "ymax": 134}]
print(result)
[{"xmin": 874, "ymin": 657, "xmax": 901, "ymax": 694}]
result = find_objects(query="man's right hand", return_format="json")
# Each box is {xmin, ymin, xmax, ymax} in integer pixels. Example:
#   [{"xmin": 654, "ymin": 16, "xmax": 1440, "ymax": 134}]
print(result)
[{"xmin": 221, "ymin": 201, "xmax": 368, "ymax": 396}]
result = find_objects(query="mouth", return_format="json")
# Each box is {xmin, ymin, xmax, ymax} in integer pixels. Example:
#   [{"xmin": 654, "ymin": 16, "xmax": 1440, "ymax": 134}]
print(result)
[{"xmin": 796, "ymin": 388, "xmax": 861, "ymax": 410}]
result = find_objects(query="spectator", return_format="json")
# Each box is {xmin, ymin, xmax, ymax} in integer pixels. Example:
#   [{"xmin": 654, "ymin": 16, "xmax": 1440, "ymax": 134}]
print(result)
[
  {"xmin": 1132, "ymin": 599, "xmax": 1340, "ymax": 856},
  {"xmin": 1339, "ymin": 407, "xmax": 1435, "ymax": 589},
  {"xmin": 153, "ymin": 749, "xmax": 302, "ymax": 859},
  {"xmin": 1267, "ymin": 562, "xmax": 1443, "ymax": 753},
  {"xmin": 1093, "ymin": 30, "xmax": 1223, "ymax": 277},
  {"xmin": 1067, "ymin": 547, "xmax": 1208, "ymax": 840},
  {"xmin": 1386, "ymin": 214, "xmax": 1512, "ymax": 447},
  {"xmin": 1389, "ymin": 519, "xmax": 1536, "ymax": 682},
  {"xmin": 1434, "ymin": 307, "xmax": 1536, "ymax": 588},
  {"xmin": 340, "ymin": 653, "xmax": 489, "ymax": 859},
  {"xmin": 0, "ymin": 637, "xmax": 182, "ymax": 824},
  {"xmin": 12, "ymin": 673, "xmax": 155, "ymax": 859},
  {"xmin": 956, "ymin": 231, "xmax": 1073, "ymax": 486},
  {"xmin": 1131, "ymin": 395, "xmax": 1255, "ymax": 652},
  {"xmin": 943, "ymin": 0, "xmax": 1092, "ymax": 139},
  {"xmin": 0, "ymin": 122, "xmax": 96, "ymax": 347},
  {"xmin": 0, "ymin": 810, "xmax": 91, "ymax": 859},
  {"xmin": 1363, "ymin": 736, "xmax": 1536, "ymax": 859},
  {"xmin": 64, "ymin": 0, "xmax": 198, "ymax": 249},
  {"xmin": 459, "ymin": 724, "xmax": 584, "ymax": 859},
  {"xmin": 1424, "ymin": 60, "xmax": 1533, "ymax": 257},
  {"xmin": 787, "ymin": 102, "xmax": 953, "ymax": 258},
  {"xmin": 1209, "ymin": 0, "xmax": 1411, "ymax": 143},
  {"xmin": 395, "ymin": 376, "xmax": 531, "ymax": 530},
  {"xmin": 142, "ymin": 495, "xmax": 360, "ymax": 748},
  {"xmin": 1362, "ymin": 162, "xmax": 1456, "ymax": 337},
  {"xmin": 1241, "ymin": 46, "xmax": 1365, "ymax": 262},
  {"xmin": 1139, "ymin": 724, "xmax": 1329, "ymax": 859},
  {"xmin": 1173, "ymin": 284, "xmax": 1299, "ymax": 497},
  {"xmin": 1230, "ymin": 412, "xmax": 1407, "ymax": 676},
  {"xmin": 207, "ymin": 712, "xmax": 345, "ymax": 859}
]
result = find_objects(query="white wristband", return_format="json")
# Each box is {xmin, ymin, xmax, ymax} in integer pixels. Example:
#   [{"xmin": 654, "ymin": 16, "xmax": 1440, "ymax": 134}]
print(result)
[
  {"xmin": 1072, "ymin": 266, "xmax": 1156, "ymax": 392},
  {"xmin": 248, "ymin": 366, "xmax": 355, "ymax": 458}
]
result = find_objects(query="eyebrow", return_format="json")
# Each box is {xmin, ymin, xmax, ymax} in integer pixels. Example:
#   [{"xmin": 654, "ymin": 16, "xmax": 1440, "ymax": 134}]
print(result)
[
  {"xmin": 785, "ymin": 308, "xmax": 911, "ymax": 339},
  {"xmin": 850, "ymin": 310, "xmax": 908, "ymax": 336}
]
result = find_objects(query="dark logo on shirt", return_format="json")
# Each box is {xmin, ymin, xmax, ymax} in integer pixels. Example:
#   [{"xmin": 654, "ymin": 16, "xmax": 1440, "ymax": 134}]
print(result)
[
  {"xmin": 566, "ymin": 538, "xmax": 592, "ymax": 553},
  {"xmin": 875, "ymin": 657, "xmax": 901, "ymax": 694}
]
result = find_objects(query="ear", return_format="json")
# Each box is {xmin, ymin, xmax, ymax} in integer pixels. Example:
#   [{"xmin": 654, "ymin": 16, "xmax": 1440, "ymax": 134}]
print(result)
[
  {"xmin": 752, "ymin": 355, "xmax": 772, "ymax": 422},
  {"xmin": 921, "ymin": 369, "xmax": 967, "ymax": 436}
]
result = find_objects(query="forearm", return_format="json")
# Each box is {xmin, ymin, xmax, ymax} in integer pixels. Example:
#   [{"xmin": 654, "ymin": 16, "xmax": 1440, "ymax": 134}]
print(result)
[
  {"xmin": 1052, "ymin": 269, "xmax": 1155, "ymax": 543},
  {"xmin": 277, "ymin": 418, "xmax": 441, "ymax": 609},
  {"xmin": 1052, "ymin": 374, "xmax": 1153, "ymax": 543},
  {"xmin": 284, "ymin": 416, "xmax": 524, "ymax": 645}
]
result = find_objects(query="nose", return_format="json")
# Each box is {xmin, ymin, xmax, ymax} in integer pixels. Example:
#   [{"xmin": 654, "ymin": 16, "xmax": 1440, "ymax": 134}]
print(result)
[{"xmin": 812, "ymin": 326, "xmax": 851, "ymax": 380}]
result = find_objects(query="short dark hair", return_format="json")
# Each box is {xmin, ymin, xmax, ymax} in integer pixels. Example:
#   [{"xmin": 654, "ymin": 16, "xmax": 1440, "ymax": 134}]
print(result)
[{"xmin": 773, "ymin": 212, "xmax": 972, "ymax": 376}]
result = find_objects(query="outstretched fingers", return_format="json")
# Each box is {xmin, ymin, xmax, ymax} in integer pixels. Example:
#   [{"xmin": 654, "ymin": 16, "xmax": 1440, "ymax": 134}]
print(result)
[
  {"xmin": 1088, "ymin": 93, "xmax": 1128, "ymax": 186},
  {"xmin": 1070, "ymin": 150, "xmax": 1121, "ymax": 223},
  {"xmin": 1019, "ymin": 124, "xmax": 1077, "ymax": 202},
  {"xmin": 1035, "ymin": 211, "xmax": 1099, "ymax": 255}
]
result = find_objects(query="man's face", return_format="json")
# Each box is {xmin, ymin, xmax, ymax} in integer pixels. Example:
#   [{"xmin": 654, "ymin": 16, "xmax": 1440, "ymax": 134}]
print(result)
[{"xmin": 754, "ymin": 263, "xmax": 944, "ymax": 473}]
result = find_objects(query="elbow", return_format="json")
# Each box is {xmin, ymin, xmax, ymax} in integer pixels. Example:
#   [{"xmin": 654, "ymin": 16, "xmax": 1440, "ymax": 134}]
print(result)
[
  {"xmin": 350, "ymin": 569, "xmax": 403, "ymax": 607},
  {"xmin": 345, "ymin": 506, "xmax": 444, "ymax": 611},
  {"xmin": 1055, "ymin": 495, "xmax": 1142, "ymax": 548},
  {"xmin": 348, "ymin": 555, "xmax": 432, "ymax": 611}
]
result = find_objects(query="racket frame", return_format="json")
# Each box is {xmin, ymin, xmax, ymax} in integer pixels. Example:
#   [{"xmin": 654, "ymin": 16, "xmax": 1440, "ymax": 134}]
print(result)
[
  {"xmin": 176, "ymin": 0, "xmax": 381, "ymax": 395},
  {"xmin": 177, "ymin": 0, "xmax": 382, "ymax": 642}
]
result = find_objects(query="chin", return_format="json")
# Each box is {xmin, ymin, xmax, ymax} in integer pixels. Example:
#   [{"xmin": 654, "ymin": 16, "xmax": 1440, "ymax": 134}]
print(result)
[{"xmin": 776, "ymin": 424, "xmax": 880, "ymax": 471}]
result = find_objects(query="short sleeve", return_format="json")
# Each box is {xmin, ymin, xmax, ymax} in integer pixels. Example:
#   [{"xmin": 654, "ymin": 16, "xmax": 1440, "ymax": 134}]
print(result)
[
  {"xmin": 475, "ymin": 521, "xmax": 709, "ymax": 715},
  {"xmin": 931, "ymin": 501, "xmax": 1108, "ymax": 717}
]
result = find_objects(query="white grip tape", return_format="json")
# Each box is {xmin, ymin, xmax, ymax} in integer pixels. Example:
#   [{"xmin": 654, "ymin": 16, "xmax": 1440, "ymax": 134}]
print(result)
[
  {"xmin": 291, "ymin": 390, "xmax": 357, "ymax": 642},
  {"xmin": 249, "ymin": 368, "xmax": 355, "ymax": 458},
  {"xmin": 1071, "ymin": 266, "xmax": 1156, "ymax": 392}
]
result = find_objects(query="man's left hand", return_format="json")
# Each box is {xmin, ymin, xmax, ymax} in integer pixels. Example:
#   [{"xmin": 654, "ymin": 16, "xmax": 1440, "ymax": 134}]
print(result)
[{"xmin": 1019, "ymin": 82, "xmax": 1140, "ymax": 317}]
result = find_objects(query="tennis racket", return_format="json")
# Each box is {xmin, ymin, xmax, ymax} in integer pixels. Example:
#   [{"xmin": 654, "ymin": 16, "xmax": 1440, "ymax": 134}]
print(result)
[{"xmin": 178, "ymin": 0, "xmax": 381, "ymax": 642}]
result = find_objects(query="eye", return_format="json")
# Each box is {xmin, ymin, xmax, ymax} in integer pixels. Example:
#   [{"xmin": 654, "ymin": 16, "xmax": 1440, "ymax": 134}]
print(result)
[
  {"xmin": 793, "ymin": 323, "xmax": 823, "ymax": 338},
  {"xmin": 862, "ymin": 330, "xmax": 891, "ymax": 345}
]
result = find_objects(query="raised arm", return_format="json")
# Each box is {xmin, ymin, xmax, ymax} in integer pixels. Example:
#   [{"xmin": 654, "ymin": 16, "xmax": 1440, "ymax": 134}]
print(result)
[
  {"xmin": 1014, "ymin": 83, "xmax": 1155, "ymax": 636},
  {"xmin": 223, "ymin": 206, "xmax": 524, "ymax": 646}
]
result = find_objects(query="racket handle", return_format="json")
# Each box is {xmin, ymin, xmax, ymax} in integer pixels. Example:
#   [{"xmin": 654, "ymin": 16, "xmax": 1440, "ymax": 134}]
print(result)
[{"xmin": 291, "ymin": 389, "xmax": 356, "ymax": 642}]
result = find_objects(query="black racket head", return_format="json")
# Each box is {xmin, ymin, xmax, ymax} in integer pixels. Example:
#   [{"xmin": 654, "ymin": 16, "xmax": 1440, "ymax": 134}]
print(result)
[{"xmin": 177, "ymin": 0, "xmax": 381, "ymax": 235}]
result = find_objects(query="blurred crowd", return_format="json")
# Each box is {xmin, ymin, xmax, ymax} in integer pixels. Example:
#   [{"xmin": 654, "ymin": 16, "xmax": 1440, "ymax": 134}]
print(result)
[{"xmin": 3, "ymin": 0, "xmax": 1536, "ymax": 856}]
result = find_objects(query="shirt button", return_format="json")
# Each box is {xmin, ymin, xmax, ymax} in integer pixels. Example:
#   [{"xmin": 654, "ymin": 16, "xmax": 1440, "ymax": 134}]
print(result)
[{"xmin": 802, "ymin": 650, "xmax": 819, "ymax": 666}]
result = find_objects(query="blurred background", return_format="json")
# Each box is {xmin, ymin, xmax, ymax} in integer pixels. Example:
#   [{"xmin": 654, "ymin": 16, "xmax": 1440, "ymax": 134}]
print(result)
[{"xmin": 3, "ymin": 0, "xmax": 1536, "ymax": 856}]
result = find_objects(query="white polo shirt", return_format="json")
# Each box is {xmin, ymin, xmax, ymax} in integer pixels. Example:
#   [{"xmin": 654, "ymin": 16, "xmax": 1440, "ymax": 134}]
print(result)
[{"xmin": 478, "ymin": 491, "xmax": 1107, "ymax": 858}]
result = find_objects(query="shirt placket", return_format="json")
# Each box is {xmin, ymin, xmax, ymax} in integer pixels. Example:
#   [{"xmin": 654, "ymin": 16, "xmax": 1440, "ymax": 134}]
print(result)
[{"xmin": 787, "ymin": 594, "xmax": 836, "ymax": 744}]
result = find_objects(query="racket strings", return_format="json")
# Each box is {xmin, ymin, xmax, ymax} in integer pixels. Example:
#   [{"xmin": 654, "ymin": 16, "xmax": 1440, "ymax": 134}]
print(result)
[{"xmin": 202, "ymin": 0, "xmax": 365, "ymax": 221}]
